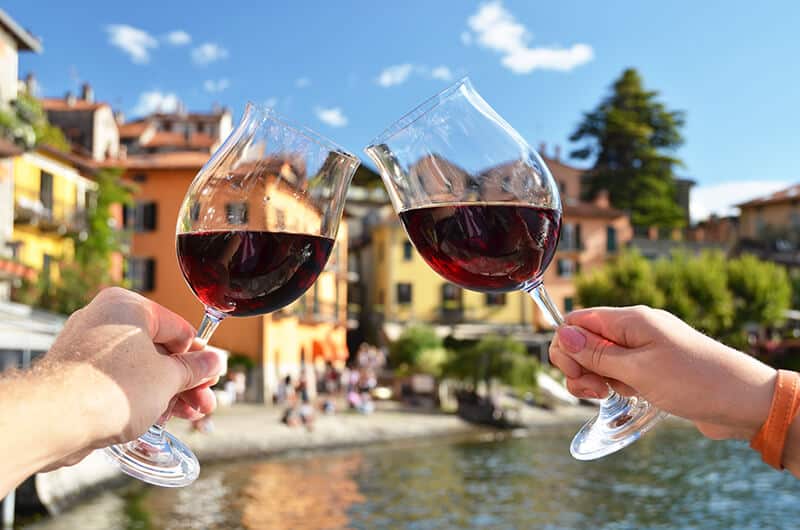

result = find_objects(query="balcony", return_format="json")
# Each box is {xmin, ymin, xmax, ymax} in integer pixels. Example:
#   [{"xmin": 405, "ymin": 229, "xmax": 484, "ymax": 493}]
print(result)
[
  {"xmin": 14, "ymin": 187, "xmax": 87, "ymax": 235},
  {"xmin": 439, "ymin": 305, "xmax": 465, "ymax": 325}
]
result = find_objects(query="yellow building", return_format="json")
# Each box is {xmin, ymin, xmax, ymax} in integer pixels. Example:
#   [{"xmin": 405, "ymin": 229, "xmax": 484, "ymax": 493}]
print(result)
[{"xmin": 10, "ymin": 147, "xmax": 95, "ymax": 283}]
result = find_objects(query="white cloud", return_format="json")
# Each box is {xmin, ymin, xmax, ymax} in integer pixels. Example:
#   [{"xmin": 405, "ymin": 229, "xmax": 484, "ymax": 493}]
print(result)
[
  {"xmin": 431, "ymin": 66, "xmax": 453, "ymax": 81},
  {"xmin": 132, "ymin": 90, "xmax": 181, "ymax": 116},
  {"xmin": 203, "ymin": 78, "xmax": 230, "ymax": 93},
  {"xmin": 465, "ymin": 1, "xmax": 593, "ymax": 74},
  {"xmin": 295, "ymin": 77, "xmax": 311, "ymax": 88},
  {"xmin": 376, "ymin": 64, "xmax": 414, "ymax": 87},
  {"xmin": 192, "ymin": 43, "xmax": 229, "ymax": 65},
  {"xmin": 264, "ymin": 97, "xmax": 278, "ymax": 109},
  {"xmin": 690, "ymin": 180, "xmax": 790, "ymax": 222},
  {"xmin": 315, "ymin": 106, "xmax": 348, "ymax": 128},
  {"xmin": 105, "ymin": 24, "xmax": 158, "ymax": 64},
  {"xmin": 165, "ymin": 30, "xmax": 191, "ymax": 46}
]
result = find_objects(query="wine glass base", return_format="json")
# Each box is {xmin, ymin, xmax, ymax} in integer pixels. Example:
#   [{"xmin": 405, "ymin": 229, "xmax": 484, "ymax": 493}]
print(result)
[
  {"xmin": 104, "ymin": 431, "xmax": 199, "ymax": 487},
  {"xmin": 570, "ymin": 396, "xmax": 668, "ymax": 461}
]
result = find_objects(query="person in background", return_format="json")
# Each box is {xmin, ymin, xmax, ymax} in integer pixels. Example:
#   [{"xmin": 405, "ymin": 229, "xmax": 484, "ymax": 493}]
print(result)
[
  {"xmin": 549, "ymin": 305, "xmax": 800, "ymax": 478},
  {"xmin": 0, "ymin": 288, "xmax": 222, "ymax": 498}
]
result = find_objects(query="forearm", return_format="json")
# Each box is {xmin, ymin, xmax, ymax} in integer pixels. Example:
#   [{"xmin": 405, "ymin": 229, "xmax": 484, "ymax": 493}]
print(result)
[{"xmin": 0, "ymin": 365, "xmax": 88, "ymax": 496}]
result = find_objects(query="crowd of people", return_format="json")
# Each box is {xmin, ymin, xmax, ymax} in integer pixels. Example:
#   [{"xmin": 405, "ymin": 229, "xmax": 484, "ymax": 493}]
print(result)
[{"xmin": 274, "ymin": 343, "xmax": 387, "ymax": 429}]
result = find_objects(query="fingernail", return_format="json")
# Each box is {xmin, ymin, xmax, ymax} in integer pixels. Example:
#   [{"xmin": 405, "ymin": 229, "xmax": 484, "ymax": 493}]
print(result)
[{"xmin": 559, "ymin": 326, "xmax": 586, "ymax": 352}]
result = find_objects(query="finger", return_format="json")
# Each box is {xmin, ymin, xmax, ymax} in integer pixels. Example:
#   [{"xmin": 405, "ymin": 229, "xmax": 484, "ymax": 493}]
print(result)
[
  {"xmin": 178, "ymin": 386, "xmax": 217, "ymax": 415},
  {"xmin": 607, "ymin": 378, "xmax": 637, "ymax": 397},
  {"xmin": 555, "ymin": 325, "xmax": 630, "ymax": 379},
  {"xmin": 161, "ymin": 350, "xmax": 223, "ymax": 394},
  {"xmin": 549, "ymin": 341, "xmax": 583, "ymax": 379},
  {"xmin": 145, "ymin": 299, "xmax": 196, "ymax": 353},
  {"xmin": 566, "ymin": 373, "xmax": 609, "ymax": 399},
  {"xmin": 172, "ymin": 400, "xmax": 205, "ymax": 421}
]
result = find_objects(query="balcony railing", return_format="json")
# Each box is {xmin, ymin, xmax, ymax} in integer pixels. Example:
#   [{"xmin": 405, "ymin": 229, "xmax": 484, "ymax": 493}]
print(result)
[{"xmin": 14, "ymin": 187, "xmax": 87, "ymax": 234}]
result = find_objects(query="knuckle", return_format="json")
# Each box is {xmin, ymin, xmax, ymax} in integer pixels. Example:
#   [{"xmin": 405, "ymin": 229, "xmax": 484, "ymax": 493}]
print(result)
[{"xmin": 590, "ymin": 338, "xmax": 610, "ymax": 370}]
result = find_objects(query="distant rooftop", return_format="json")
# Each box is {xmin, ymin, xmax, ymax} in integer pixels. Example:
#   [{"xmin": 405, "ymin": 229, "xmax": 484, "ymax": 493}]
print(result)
[{"xmin": 737, "ymin": 183, "xmax": 800, "ymax": 208}]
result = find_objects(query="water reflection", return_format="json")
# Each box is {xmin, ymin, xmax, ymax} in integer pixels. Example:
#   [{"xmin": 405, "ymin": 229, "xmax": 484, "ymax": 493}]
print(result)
[
  {"xmin": 241, "ymin": 455, "xmax": 364, "ymax": 530},
  {"xmin": 22, "ymin": 423, "xmax": 800, "ymax": 530}
]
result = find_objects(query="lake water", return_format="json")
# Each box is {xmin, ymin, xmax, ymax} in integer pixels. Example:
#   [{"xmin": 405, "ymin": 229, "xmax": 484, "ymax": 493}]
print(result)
[{"xmin": 24, "ymin": 422, "xmax": 800, "ymax": 530}]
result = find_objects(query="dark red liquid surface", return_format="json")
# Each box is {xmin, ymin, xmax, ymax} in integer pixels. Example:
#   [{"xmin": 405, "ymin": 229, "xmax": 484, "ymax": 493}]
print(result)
[
  {"xmin": 177, "ymin": 230, "xmax": 334, "ymax": 317},
  {"xmin": 399, "ymin": 203, "xmax": 561, "ymax": 292}
]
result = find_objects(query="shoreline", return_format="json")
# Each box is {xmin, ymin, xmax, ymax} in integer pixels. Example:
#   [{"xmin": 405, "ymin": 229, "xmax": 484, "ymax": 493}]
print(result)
[{"xmin": 33, "ymin": 402, "xmax": 596, "ymax": 515}]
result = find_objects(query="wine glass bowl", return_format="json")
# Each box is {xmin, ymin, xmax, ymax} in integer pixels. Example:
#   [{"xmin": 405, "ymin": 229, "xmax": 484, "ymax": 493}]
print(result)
[
  {"xmin": 365, "ymin": 77, "xmax": 665, "ymax": 460},
  {"xmin": 104, "ymin": 103, "xmax": 358, "ymax": 487}
]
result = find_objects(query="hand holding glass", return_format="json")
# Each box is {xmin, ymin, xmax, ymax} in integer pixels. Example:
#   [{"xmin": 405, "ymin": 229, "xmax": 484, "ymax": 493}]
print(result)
[
  {"xmin": 365, "ymin": 78, "xmax": 666, "ymax": 460},
  {"xmin": 104, "ymin": 104, "xmax": 358, "ymax": 486}
]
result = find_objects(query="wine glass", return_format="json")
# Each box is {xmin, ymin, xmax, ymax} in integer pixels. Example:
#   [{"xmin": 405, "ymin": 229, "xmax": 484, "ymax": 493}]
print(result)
[
  {"xmin": 104, "ymin": 103, "xmax": 359, "ymax": 486},
  {"xmin": 364, "ymin": 77, "xmax": 666, "ymax": 460}
]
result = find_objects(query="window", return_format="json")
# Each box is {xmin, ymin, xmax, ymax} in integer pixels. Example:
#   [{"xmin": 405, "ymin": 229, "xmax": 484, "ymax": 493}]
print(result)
[
  {"xmin": 607, "ymin": 226, "xmax": 618, "ymax": 252},
  {"xmin": 6, "ymin": 241, "xmax": 21, "ymax": 260},
  {"xmin": 564, "ymin": 297, "xmax": 574, "ymax": 313},
  {"xmin": 127, "ymin": 257, "xmax": 156, "ymax": 292},
  {"xmin": 403, "ymin": 241, "xmax": 413, "ymax": 261},
  {"xmin": 42, "ymin": 254, "xmax": 53, "ymax": 284},
  {"xmin": 396, "ymin": 283, "xmax": 412, "ymax": 304},
  {"xmin": 132, "ymin": 173, "xmax": 147, "ymax": 183},
  {"xmin": 123, "ymin": 202, "xmax": 158, "ymax": 232},
  {"xmin": 190, "ymin": 202, "xmax": 201, "ymax": 222},
  {"xmin": 486, "ymin": 292, "xmax": 506, "ymax": 306},
  {"xmin": 225, "ymin": 202, "xmax": 249, "ymax": 225},
  {"xmin": 39, "ymin": 171, "xmax": 54, "ymax": 215},
  {"xmin": 557, "ymin": 258, "xmax": 576, "ymax": 277}
]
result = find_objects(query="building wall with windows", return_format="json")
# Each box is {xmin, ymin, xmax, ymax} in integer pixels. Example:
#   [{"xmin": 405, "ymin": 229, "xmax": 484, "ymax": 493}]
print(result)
[
  {"xmin": 738, "ymin": 184, "xmax": 800, "ymax": 239},
  {"xmin": 10, "ymin": 149, "xmax": 94, "ymax": 283}
]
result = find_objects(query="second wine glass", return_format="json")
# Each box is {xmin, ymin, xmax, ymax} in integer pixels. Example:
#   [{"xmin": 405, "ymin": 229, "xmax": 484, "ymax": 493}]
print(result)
[
  {"xmin": 104, "ymin": 103, "xmax": 359, "ymax": 486},
  {"xmin": 365, "ymin": 77, "xmax": 666, "ymax": 460}
]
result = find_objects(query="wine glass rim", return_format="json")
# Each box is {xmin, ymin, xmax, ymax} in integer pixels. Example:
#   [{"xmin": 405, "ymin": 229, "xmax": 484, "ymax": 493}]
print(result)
[
  {"xmin": 246, "ymin": 102, "xmax": 360, "ymax": 163},
  {"xmin": 364, "ymin": 76, "xmax": 472, "ymax": 150}
]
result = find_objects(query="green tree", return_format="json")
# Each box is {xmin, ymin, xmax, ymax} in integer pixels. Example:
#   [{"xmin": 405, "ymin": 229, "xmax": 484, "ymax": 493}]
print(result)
[
  {"xmin": 654, "ymin": 251, "xmax": 733, "ymax": 336},
  {"xmin": 0, "ymin": 91, "xmax": 69, "ymax": 151},
  {"xmin": 570, "ymin": 68, "xmax": 686, "ymax": 228},
  {"xmin": 576, "ymin": 249, "xmax": 664, "ymax": 308},
  {"xmin": 442, "ymin": 335, "xmax": 538, "ymax": 392},
  {"xmin": 390, "ymin": 325, "xmax": 444, "ymax": 375},
  {"xmin": 792, "ymin": 271, "xmax": 800, "ymax": 310},
  {"xmin": 727, "ymin": 254, "xmax": 791, "ymax": 334}
]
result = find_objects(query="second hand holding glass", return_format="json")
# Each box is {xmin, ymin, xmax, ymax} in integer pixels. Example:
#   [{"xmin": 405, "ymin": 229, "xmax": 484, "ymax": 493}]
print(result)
[{"xmin": 365, "ymin": 77, "xmax": 666, "ymax": 460}]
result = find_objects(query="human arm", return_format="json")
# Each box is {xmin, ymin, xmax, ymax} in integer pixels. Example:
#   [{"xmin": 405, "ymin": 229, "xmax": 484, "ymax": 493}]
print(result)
[{"xmin": 0, "ymin": 288, "xmax": 223, "ymax": 496}]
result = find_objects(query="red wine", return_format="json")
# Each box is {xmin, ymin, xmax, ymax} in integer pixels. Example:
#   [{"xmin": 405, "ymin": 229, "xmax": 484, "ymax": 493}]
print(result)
[
  {"xmin": 177, "ymin": 230, "xmax": 334, "ymax": 317},
  {"xmin": 399, "ymin": 203, "xmax": 561, "ymax": 292}
]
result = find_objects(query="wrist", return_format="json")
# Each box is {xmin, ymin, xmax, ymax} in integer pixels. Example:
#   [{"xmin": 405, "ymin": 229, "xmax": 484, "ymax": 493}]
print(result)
[{"xmin": 706, "ymin": 349, "xmax": 777, "ymax": 441}]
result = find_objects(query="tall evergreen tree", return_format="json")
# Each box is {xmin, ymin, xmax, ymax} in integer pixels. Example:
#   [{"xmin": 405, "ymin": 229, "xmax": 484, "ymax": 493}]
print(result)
[{"xmin": 570, "ymin": 68, "xmax": 686, "ymax": 228}]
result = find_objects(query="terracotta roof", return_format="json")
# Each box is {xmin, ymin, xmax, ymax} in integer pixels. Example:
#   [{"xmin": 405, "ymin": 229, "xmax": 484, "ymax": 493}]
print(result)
[
  {"xmin": 40, "ymin": 98, "xmax": 106, "ymax": 112},
  {"xmin": 112, "ymin": 150, "xmax": 210, "ymax": 169},
  {"xmin": 118, "ymin": 121, "xmax": 150, "ymax": 138},
  {"xmin": 189, "ymin": 132, "xmax": 216, "ymax": 148},
  {"xmin": 737, "ymin": 183, "xmax": 800, "ymax": 208},
  {"xmin": 0, "ymin": 137, "xmax": 22, "ymax": 158},
  {"xmin": 151, "ymin": 111, "xmax": 227, "ymax": 122},
  {"xmin": 564, "ymin": 200, "xmax": 626, "ymax": 219},
  {"xmin": 143, "ymin": 131, "xmax": 189, "ymax": 148}
]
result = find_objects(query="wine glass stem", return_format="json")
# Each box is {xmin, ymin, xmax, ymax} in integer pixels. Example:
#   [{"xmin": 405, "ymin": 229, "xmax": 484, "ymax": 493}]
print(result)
[
  {"xmin": 149, "ymin": 308, "xmax": 226, "ymax": 438},
  {"xmin": 527, "ymin": 283, "xmax": 619, "ymax": 403}
]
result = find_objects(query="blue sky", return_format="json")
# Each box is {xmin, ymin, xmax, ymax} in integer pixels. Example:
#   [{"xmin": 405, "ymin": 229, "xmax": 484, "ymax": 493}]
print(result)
[{"xmin": 8, "ymin": 1, "xmax": 800, "ymax": 220}]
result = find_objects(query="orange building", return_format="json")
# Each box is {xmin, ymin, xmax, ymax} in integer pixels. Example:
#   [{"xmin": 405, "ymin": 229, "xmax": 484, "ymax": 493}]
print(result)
[
  {"xmin": 118, "ymin": 149, "xmax": 349, "ymax": 402},
  {"xmin": 737, "ymin": 183, "xmax": 800, "ymax": 239}
]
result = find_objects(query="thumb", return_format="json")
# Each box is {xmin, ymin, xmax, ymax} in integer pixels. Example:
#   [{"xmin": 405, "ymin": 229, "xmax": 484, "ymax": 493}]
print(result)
[
  {"xmin": 555, "ymin": 325, "xmax": 629, "ymax": 379},
  {"xmin": 164, "ymin": 350, "xmax": 224, "ymax": 393}
]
